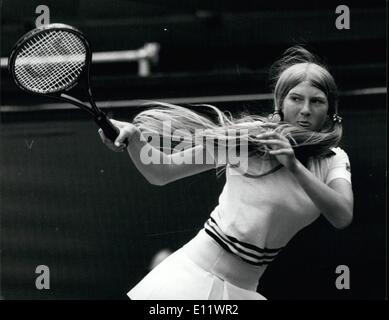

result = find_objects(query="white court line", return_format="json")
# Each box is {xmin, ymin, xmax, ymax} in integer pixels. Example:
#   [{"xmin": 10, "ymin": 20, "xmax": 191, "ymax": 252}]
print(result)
[{"xmin": 0, "ymin": 87, "xmax": 386, "ymax": 113}]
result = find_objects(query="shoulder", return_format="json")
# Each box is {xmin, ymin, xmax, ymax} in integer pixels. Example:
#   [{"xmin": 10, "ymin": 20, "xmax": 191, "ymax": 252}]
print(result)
[
  {"xmin": 314, "ymin": 146, "xmax": 351, "ymax": 169},
  {"xmin": 311, "ymin": 147, "xmax": 350, "ymax": 165},
  {"xmin": 330, "ymin": 147, "xmax": 350, "ymax": 158},
  {"xmin": 325, "ymin": 147, "xmax": 352, "ymax": 184},
  {"xmin": 328, "ymin": 147, "xmax": 351, "ymax": 167},
  {"xmin": 308, "ymin": 147, "xmax": 352, "ymax": 185}
]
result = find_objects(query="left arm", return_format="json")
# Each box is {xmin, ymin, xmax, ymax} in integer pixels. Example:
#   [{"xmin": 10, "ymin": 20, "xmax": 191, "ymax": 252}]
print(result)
[
  {"xmin": 287, "ymin": 161, "xmax": 353, "ymax": 229},
  {"xmin": 257, "ymin": 124, "xmax": 353, "ymax": 229}
]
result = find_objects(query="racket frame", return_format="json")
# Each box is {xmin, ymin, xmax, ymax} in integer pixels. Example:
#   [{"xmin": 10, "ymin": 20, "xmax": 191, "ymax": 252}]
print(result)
[{"xmin": 8, "ymin": 23, "xmax": 121, "ymax": 142}]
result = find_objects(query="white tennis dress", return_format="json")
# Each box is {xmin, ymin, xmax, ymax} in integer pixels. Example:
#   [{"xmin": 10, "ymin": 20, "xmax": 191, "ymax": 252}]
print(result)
[{"xmin": 128, "ymin": 147, "xmax": 352, "ymax": 300}]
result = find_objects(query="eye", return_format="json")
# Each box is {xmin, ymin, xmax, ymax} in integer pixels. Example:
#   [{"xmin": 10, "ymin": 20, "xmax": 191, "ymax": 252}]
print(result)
[
  {"xmin": 312, "ymin": 98, "xmax": 325, "ymax": 104},
  {"xmin": 291, "ymin": 96, "xmax": 301, "ymax": 102}
]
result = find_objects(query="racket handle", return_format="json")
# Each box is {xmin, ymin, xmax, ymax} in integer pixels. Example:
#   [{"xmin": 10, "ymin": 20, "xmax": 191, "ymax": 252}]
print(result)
[{"xmin": 94, "ymin": 113, "xmax": 128, "ymax": 146}]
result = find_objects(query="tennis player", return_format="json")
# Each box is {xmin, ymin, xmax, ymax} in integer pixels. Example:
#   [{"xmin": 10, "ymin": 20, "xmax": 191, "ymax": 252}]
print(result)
[{"xmin": 99, "ymin": 46, "xmax": 353, "ymax": 300}]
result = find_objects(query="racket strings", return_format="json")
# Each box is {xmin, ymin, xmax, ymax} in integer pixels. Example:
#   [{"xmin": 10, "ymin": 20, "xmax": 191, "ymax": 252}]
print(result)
[
  {"xmin": 17, "ymin": 31, "xmax": 85, "ymax": 91},
  {"xmin": 17, "ymin": 31, "xmax": 85, "ymax": 87},
  {"xmin": 14, "ymin": 31, "xmax": 87, "ymax": 93}
]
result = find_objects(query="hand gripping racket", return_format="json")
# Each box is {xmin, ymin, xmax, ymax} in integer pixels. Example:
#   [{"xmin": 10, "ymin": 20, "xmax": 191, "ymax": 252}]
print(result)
[{"xmin": 8, "ymin": 23, "xmax": 124, "ymax": 144}]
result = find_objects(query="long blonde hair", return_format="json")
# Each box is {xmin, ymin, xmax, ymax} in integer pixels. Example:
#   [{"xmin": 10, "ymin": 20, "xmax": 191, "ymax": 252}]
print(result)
[{"xmin": 132, "ymin": 46, "xmax": 342, "ymax": 166}]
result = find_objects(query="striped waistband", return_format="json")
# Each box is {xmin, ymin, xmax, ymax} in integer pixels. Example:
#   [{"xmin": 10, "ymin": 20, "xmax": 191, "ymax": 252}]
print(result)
[
  {"xmin": 204, "ymin": 217, "xmax": 283, "ymax": 266},
  {"xmin": 182, "ymin": 229, "xmax": 267, "ymax": 291}
]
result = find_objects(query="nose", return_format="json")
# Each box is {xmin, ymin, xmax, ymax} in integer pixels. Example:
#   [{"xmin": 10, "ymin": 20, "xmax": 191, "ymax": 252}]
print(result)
[{"xmin": 300, "ymin": 100, "xmax": 311, "ymax": 116}]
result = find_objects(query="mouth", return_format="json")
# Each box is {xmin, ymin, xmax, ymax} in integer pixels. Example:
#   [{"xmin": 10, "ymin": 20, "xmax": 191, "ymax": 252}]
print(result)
[{"xmin": 297, "ymin": 121, "xmax": 311, "ymax": 128}]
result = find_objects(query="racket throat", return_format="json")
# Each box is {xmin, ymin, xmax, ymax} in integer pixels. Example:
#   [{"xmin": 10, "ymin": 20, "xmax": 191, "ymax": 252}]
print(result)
[{"xmin": 59, "ymin": 93, "xmax": 95, "ymax": 116}]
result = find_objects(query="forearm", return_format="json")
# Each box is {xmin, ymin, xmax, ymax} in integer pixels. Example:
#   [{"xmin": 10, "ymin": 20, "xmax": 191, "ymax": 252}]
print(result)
[
  {"xmin": 126, "ymin": 130, "xmax": 218, "ymax": 185},
  {"xmin": 289, "ymin": 160, "xmax": 353, "ymax": 229},
  {"xmin": 126, "ymin": 130, "xmax": 170, "ymax": 185}
]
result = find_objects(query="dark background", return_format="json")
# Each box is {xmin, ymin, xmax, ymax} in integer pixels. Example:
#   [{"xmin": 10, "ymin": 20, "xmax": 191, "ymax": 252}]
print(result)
[{"xmin": 0, "ymin": 0, "xmax": 386, "ymax": 299}]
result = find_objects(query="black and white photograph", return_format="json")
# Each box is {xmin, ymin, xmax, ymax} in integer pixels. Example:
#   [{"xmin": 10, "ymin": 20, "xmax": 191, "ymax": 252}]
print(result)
[{"xmin": 0, "ymin": 0, "xmax": 386, "ymax": 308}]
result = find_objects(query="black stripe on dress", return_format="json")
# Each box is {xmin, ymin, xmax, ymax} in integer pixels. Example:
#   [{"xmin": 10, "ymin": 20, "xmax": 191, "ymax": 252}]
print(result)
[
  {"xmin": 205, "ymin": 220, "xmax": 278, "ymax": 262},
  {"xmin": 208, "ymin": 217, "xmax": 283, "ymax": 253},
  {"xmin": 204, "ymin": 229, "xmax": 273, "ymax": 266}
]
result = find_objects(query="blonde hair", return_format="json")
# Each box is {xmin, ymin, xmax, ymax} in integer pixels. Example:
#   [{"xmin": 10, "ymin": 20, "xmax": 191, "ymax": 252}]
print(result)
[
  {"xmin": 270, "ymin": 45, "xmax": 339, "ymax": 115},
  {"xmin": 132, "ymin": 46, "xmax": 343, "ymax": 169}
]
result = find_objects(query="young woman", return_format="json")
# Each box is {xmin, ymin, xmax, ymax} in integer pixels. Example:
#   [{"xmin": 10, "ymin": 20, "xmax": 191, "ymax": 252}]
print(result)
[{"xmin": 99, "ymin": 46, "xmax": 353, "ymax": 300}]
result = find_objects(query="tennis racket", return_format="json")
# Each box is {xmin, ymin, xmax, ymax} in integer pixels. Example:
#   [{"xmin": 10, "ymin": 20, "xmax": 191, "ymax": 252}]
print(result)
[{"xmin": 8, "ymin": 23, "xmax": 124, "ymax": 144}]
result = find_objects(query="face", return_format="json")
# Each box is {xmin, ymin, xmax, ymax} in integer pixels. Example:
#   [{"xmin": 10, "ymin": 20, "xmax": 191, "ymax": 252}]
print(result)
[{"xmin": 281, "ymin": 81, "xmax": 329, "ymax": 131}]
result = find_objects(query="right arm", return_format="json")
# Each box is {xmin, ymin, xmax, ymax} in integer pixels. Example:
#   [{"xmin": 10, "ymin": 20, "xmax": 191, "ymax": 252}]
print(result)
[{"xmin": 99, "ymin": 119, "xmax": 222, "ymax": 186}]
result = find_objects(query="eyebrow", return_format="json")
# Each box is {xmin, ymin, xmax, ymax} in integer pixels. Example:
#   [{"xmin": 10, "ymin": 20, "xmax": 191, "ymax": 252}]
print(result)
[
  {"xmin": 289, "ymin": 92, "xmax": 327, "ymax": 100},
  {"xmin": 311, "ymin": 96, "xmax": 327, "ymax": 100},
  {"xmin": 289, "ymin": 92, "xmax": 304, "ymax": 97}
]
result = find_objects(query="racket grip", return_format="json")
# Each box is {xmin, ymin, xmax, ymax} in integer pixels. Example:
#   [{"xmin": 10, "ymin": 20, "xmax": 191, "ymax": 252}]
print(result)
[{"xmin": 94, "ymin": 113, "xmax": 128, "ymax": 146}]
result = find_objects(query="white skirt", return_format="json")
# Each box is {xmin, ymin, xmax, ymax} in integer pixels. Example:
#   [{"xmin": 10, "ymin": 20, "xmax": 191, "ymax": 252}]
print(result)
[{"xmin": 127, "ymin": 229, "xmax": 267, "ymax": 300}]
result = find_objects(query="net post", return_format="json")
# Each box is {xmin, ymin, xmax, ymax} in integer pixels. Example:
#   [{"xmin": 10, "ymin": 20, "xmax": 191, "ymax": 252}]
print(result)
[{"xmin": 138, "ymin": 59, "xmax": 150, "ymax": 77}]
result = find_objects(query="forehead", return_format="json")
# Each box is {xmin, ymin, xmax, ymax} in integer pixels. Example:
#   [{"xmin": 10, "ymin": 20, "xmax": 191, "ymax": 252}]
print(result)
[{"xmin": 288, "ymin": 81, "xmax": 327, "ymax": 97}]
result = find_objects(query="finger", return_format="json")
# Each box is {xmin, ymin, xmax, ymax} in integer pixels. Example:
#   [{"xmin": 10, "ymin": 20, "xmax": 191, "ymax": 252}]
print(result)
[
  {"xmin": 256, "ymin": 131, "xmax": 280, "ymax": 139},
  {"xmin": 257, "ymin": 131, "xmax": 289, "ymax": 143},
  {"xmin": 268, "ymin": 149, "xmax": 294, "ymax": 155},
  {"xmin": 109, "ymin": 119, "xmax": 126, "ymax": 128},
  {"xmin": 98, "ymin": 128, "xmax": 109, "ymax": 143},
  {"xmin": 98, "ymin": 128, "xmax": 113, "ymax": 144},
  {"xmin": 258, "ymin": 139, "xmax": 289, "ymax": 148},
  {"xmin": 261, "ymin": 123, "xmax": 279, "ymax": 130},
  {"xmin": 261, "ymin": 122, "xmax": 278, "ymax": 128},
  {"xmin": 114, "ymin": 127, "xmax": 131, "ymax": 147},
  {"xmin": 258, "ymin": 140, "xmax": 290, "ymax": 151},
  {"xmin": 98, "ymin": 128, "xmax": 104, "ymax": 139},
  {"xmin": 253, "ymin": 121, "xmax": 265, "ymax": 127},
  {"xmin": 98, "ymin": 128, "xmax": 124, "ymax": 152}
]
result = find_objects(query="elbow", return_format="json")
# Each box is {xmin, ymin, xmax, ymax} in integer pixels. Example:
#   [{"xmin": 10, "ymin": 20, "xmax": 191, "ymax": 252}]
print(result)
[
  {"xmin": 150, "ymin": 179, "xmax": 168, "ymax": 186},
  {"xmin": 334, "ymin": 212, "xmax": 353, "ymax": 230},
  {"xmin": 334, "ymin": 220, "xmax": 352, "ymax": 230},
  {"xmin": 146, "ymin": 175, "xmax": 169, "ymax": 186}
]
